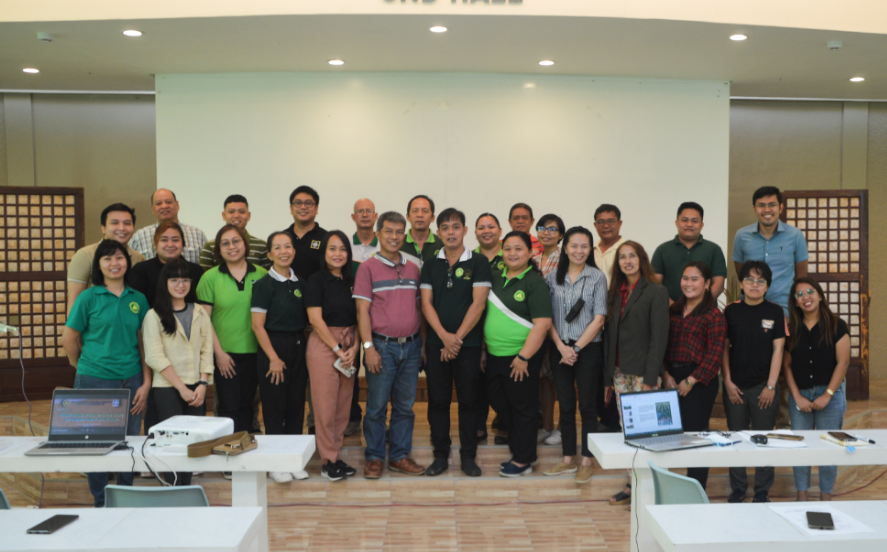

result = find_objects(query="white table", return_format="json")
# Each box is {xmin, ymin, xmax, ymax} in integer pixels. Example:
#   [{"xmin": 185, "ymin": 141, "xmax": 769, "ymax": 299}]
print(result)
[
  {"xmin": 0, "ymin": 506, "xmax": 263, "ymax": 552},
  {"xmin": 645, "ymin": 501, "xmax": 887, "ymax": 551},
  {"xmin": 0, "ymin": 436, "xmax": 315, "ymax": 552},
  {"xmin": 587, "ymin": 429, "xmax": 887, "ymax": 552}
]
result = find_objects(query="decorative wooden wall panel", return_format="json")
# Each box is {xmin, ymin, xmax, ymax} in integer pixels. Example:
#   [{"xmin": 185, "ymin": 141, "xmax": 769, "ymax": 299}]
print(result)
[
  {"xmin": 782, "ymin": 190, "xmax": 868, "ymax": 400},
  {"xmin": 0, "ymin": 187, "xmax": 84, "ymax": 401}
]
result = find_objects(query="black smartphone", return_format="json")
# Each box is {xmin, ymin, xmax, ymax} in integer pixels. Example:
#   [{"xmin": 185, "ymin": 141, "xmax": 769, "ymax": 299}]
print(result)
[
  {"xmin": 27, "ymin": 514, "xmax": 79, "ymax": 534},
  {"xmin": 828, "ymin": 431, "xmax": 858, "ymax": 443},
  {"xmin": 806, "ymin": 511, "xmax": 835, "ymax": 530}
]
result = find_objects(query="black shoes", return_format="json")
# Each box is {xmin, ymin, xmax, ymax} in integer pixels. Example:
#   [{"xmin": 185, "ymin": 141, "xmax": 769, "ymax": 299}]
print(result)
[
  {"xmin": 461, "ymin": 458, "xmax": 482, "ymax": 477},
  {"xmin": 335, "ymin": 460, "xmax": 357, "ymax": 477},
  {"xmin": 728, "ymin": 489, "xmax": 746, "ymax": 503},
  {"xmin": 752, "ymin": 492, "xmax": 770, "ymax": 503},
  {"xmin": 494, "ymin": 435, "xmax": 509, "ymax": 445},
  {"xmin": 322, "ymin": 461, "xmax": 346, "ymax": 482},
  {"xmin": 425, "ymin": 457, "xmax": 449, "ymax": 477}
]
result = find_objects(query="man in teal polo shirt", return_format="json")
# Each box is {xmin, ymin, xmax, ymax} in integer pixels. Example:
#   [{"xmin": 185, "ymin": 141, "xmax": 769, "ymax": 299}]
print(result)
[
  {"xmin": 652, "ymin": 202, "xmax": 728, "ymax": 303},
  {"xmin": 400, "ymin": 195, "xmax": 439, "ymax": 268}
]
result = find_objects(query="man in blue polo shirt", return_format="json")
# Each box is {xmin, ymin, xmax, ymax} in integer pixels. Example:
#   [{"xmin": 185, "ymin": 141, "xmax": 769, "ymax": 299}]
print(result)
[{"xmin": 733, "ymin": 186, "xmax": 808, "ymax": 314}]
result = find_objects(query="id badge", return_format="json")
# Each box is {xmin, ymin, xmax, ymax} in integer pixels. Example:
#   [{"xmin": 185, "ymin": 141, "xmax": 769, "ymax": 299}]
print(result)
[{"xmin": 761, "ymin": 319, "xmax": 774, "ymax": 330}]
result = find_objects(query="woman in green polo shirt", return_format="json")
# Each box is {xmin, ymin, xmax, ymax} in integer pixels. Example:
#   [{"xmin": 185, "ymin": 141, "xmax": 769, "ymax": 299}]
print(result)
[
  {"xmin": 196, "ymin": 225, "xmax": 268, "ymax": 436},
  {"xmin": 250, "ymin": 231, "xmax": 309, "ymax": 484},
  {"xmin": 484, "ymin": 231, "xmax": 552, "ymax": 478},
  {"xmin": 62, "ymin": 239, "xmax": 150, "ymax": 507}
]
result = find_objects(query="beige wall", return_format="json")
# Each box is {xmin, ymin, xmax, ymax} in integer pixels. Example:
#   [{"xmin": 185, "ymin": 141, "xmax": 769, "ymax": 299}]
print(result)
[{"xmin": 729, "ymin": 99, "xmax": 887, "ymax": 379}]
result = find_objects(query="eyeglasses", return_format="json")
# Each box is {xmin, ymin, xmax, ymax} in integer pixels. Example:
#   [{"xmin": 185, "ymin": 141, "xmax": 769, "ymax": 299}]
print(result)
[
  {"xmin": 220, "ymin": 238, "xmax": 243, "ymax": 248},
  {"xmin": 536, "ymin": 226, "xmax": 559, "ymax": 234},
  {"xmin": 394, "ymin": 264, "xmax": 404, "ymax": 286},
  {"xmin": 742, "ymin": 278, "xmax": 767, "ymax": 286},
  {"xmin": 292, "ymin": 200, "xmax": 317, "ymax": 208},
  {"xmin": 794, "ymin": 289, "xmax": 817, "ymax": 299},
  {"xmin": 446, "ymin": 267, "xmax": 455, "ymax": 289},
  {"xmin": 169, "ymin": 278, "xmax": 191, "ymax": 286},
  {"xmin": 755, "ymin": 202, "xmax": 780, "ymax": 210},
  {"xmin": 595, "ymin": 219, "xmax": 618, "ymax": 226}
]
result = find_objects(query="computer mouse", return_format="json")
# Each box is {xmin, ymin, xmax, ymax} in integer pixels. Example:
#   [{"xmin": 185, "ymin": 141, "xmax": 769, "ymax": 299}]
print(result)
[{"xmin": 751, "ymin": 434, "xmax": 768, "ymax": 445}]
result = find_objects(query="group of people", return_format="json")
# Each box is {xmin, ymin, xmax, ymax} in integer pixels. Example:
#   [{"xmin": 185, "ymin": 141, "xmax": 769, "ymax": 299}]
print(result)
[{"xmin": 62, "ymin": 183, "xmax": 848, "ymax": 508}]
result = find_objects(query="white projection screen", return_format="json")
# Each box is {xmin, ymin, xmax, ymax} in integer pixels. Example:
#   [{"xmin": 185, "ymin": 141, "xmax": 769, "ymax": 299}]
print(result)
[{"xmin": 155, "ymin": 72, "xmax": 729, "ymax": 255}]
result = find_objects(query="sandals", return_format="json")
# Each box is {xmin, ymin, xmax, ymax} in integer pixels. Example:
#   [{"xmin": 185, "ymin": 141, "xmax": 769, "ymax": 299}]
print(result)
[{"xmin": 609, "ymin": 483, "xmax": 631, "ymax": 505}]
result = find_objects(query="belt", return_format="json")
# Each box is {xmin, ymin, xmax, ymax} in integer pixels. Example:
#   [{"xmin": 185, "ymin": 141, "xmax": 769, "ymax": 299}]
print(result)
[{"xmin": 372, "ymin": 332, "xmax": 420, "ymax": 344}]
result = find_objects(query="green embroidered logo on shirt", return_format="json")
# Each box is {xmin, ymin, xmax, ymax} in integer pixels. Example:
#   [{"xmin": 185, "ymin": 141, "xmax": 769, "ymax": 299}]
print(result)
[
  {"xmin": 455, "ymin": 268, "xmax": 464, "ymax": 278},
  {"xmin": 514, "ymin": 290, "xmax": 526, "ymax": 302},
  {"xmin": 129, "ymin": 302, "xmax": 140, "ymax": 314},
  {"xmin": 497, "ymin": 261, "xmax": 504, "ymax": 270},
  {"xmin": 294, "ymin": 289, "xmax": 302, "ymax": 298}
]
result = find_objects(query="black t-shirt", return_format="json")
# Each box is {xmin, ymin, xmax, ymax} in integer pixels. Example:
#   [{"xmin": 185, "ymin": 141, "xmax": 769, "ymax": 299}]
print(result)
[
  {"xmin": 284, "ymin": 223, "xmax": 327, "ymax": 282},
  {"xmin": 304, "ymin": 270, "xmax": 357, "ymax": 328},
  {"xmin": 724, "ymin": 300, "xmax": 787, "ymax": 389},
  {"xmin": 130, "ymin": 257, "xmax": 203, "ymax": 307},
  {"xmin": 790, "ymin": 317, "xmax": 849, "ymax": 389}
]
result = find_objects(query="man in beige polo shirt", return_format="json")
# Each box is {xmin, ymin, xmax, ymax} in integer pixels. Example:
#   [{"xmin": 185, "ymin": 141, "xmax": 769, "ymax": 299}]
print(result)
[{"xmin": 592, "ymin": 203, "xmax": 627, "ymax": 285}]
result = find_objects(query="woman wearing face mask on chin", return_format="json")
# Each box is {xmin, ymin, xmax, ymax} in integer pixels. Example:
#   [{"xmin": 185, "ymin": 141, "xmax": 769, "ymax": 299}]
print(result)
[
  {"xmin": 664, "ymin": 261, "xmax": 726, "ymax": 490},
  {"xmin": 783, "ymin": 278, "xmax": 849, "ymax": 502},
  {"xmin": 603, "ymin": 241, "xmax": 669, "ymax": 505},
  {"xmin": 484, "ymin": 231, "xmax": 552, "ymax": 477}
]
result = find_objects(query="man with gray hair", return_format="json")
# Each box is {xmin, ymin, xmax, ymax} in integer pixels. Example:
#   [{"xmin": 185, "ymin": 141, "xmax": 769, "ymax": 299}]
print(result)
[
  {"xmin": 130, "ymin": 188, "xmax": 207, "ymax": 264},
  {"xmin": 353, "ymin": 212, "xmax": 426, "ymax": 479}
]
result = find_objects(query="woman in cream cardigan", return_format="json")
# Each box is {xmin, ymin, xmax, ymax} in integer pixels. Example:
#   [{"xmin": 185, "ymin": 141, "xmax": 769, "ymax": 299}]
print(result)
[{"xmin": 143, "ymin": 258, "xmax": 215, "ymax": 486}]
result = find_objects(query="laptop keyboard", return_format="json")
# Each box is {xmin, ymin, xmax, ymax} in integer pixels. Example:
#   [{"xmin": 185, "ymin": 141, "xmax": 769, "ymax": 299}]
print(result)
[
  {"xmin": 641, "ymin": 434, "xmax": 689, "ymax": 444},
  {"xmin": 40, "ymin": 442, "xmax": 114, "ymax": 449}
]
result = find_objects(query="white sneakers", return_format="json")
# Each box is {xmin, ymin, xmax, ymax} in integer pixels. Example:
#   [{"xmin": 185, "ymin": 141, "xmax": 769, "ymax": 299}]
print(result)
[
  {"xmin": 292, "ymin": 470, "xmax": 309, "ymax": 480},
  {"xmin": 544, "ymin": 430, "xmax": 562, "ymax": 446},
  {"xmin": 269, "ymin": 471, "xmax": 293, "ymax": 483}
]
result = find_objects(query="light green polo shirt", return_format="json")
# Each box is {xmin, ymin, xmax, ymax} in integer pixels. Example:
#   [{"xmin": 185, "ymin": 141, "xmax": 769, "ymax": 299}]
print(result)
[
  {"xmin": 65, "ymin": 285, "xmax": 149, "ymax": 380},
  {"xmin": 196, "ymin": 263, "xmax": 268, "ymax": 353},
  {"xmin": 483, "ymin": 266, "xmax": 552, "ymax": 356}
]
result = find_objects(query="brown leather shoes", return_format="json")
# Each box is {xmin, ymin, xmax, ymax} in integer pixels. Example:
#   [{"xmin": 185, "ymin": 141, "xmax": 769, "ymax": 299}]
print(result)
[
  {"xmin": 364, "ymin": 459, "xmax": 383, "ymax": 479},
  {"xmin": 389, "ymin": 457, "xmax": 426, "ymax": 476}
]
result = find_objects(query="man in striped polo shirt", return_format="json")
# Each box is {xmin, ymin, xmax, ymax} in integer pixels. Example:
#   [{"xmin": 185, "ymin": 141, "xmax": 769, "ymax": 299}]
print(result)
[
  {"xmin": 354, "ymin": 211, "xmax": 426, "ymax": 479},
  {"xmin": 198, "ymin": 195, "xmax": 271, "ymax": 270}
]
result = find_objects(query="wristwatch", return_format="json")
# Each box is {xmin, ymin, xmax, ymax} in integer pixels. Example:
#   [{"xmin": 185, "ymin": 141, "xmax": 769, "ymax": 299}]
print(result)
[
  {"xmin": 333, "ymin": 343, "xmax": 342, "ymax": 352},
  {"xmin": 197, "ymin": 380, "xmax": 208, "ymax": 386},
  {"xmin": 572, "ymin": 345, "xmax": 582, "ymax": 354},
  {"xmin": 685, "ymin": 378, "xmax": 694, "ymax": 387},
  {"xmin": 826, "ymin": 388, "xmax": 835, "ymax": 396},
  {"xmin": 517, "ymin": 354, "xmax": 528, "ymax": 362},
  {"xmin": 767, "ymin": 384, "xmax": 775, "ymax": 391},
  {"xmin": 363, "ymin": 341, "xmax": 373, "ymax": 350}
]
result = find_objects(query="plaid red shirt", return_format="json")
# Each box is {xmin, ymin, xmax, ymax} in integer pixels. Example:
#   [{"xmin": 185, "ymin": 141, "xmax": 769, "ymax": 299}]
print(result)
[{"xmin": 665, "ymin": 307, "xmax": 726, "ymax": 385}]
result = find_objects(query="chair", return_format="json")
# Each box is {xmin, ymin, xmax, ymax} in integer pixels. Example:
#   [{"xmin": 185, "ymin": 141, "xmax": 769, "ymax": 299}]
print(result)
[
  {"xmin": 648, "ymin": 461, "xmax": 709, "ymax": 505},
  {"xmin": 0, "ymin": 487, "xmax": 10, "ymax": 509},
  {"xmin": 104, "ymin": 485, "xmax": 210, "ymax": 508}
]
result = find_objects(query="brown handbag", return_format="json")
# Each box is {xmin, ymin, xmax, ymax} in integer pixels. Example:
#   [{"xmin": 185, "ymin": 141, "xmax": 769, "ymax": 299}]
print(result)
[{"xmin": 187, "ymin": 431, "xmax": 258, "ymax": 458}]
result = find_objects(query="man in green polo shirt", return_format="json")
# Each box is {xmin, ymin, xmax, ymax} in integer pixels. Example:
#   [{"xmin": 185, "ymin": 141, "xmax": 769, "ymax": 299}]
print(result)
[
  {"xmin": 420, "ymin": 208, "xmax": 492, "ymax": 477},
  {"xmin": 400, "ymin": 195, "xmax": 439, "ymax": 268},
  {"xmin": 651, "ymin": 201, "xmax": 727, "ymax": 303},
  {"xmin": 199, "ymin": 195, "xmax": 271, "ymax": 270}
]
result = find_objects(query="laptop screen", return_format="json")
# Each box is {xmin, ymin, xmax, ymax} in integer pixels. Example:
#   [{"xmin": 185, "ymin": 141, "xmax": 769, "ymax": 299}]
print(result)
[
  {"xmin": 49, "ymin": 389, "xmax": 130, "ymax": 441},
  {"xmin": 620, "ymin": 389, "xmax": 683, "ymax": 439}
]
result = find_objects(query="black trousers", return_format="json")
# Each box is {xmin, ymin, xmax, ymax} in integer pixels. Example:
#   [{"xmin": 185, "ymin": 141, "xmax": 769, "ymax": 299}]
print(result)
[
  {"xmin": 550, "ymin": 342, "xmax": 603, "ymax": 457},
  {"xmin": 668, "ymin": 362, "xmax": 719, "ymax": 489},
  {"xmin": 485, "ymin": 351, "xmax": 542, "ymax": 465},
  {"xmin": 154, "ymin": 384, "xmax": 206, "ymax": 486},
  {"xmin": 426, "ymin": 345, "xmax": 482, "ymax": 460},
  {"xmin": 723, "ymin": 380, "xmax": 779, "ymax": 495},
  {"xmin": 257, "ymin": 332, "xmax": 309, "ymax": 436},
  {"xmin": 597, "ymin": 369, "xmax": 621, "ymax": 429},
  {"xmin": 215, "ymin": 352, "xmax": 258, "ymax": 433}
]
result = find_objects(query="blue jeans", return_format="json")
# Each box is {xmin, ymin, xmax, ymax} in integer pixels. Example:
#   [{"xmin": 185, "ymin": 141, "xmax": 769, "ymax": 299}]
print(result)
[
  {"xmin": 74, "ymin": 372, "xmax": 145, "ymax": 507},
  {"xmin": 363, "ymin": 338, "xmax": 421, "ymax": 462},
  {"xmin": 789, "ymin": 381, "xmax": 846, "ymax": 493}
]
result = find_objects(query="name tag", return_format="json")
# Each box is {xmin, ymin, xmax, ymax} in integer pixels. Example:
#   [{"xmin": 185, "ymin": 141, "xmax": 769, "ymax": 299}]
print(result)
[{"xmin": 762, "ymin": 319, "xmax": 774, "ymax": 330}]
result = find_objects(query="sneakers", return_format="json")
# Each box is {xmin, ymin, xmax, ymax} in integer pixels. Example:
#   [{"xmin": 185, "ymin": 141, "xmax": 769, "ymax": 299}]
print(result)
[
  {"xmin": 752, "ymin": 492, "xmax": 770, "ymax": 503},
  {"xmin": 335, "ymin": 460, "xmax": 357, "ymax": 477},
  {"xmin": 322, "ymin": 461, "xmax": 346, "ymax": 482},
  {"xmin": 344, "ymin": 420, "xmax": 362, "ymax": 437},
  {"xmin": 222, "ymin": 472, "xmax": 232, "ymax": 480},
  {"xmin": 499, "ymin": 461, "xmax": 533, "ymax": 478},
  {"xmin": 425, "ymin": 457, "xmax": 449, "ymax": 477},
  {"xmin": 544, "ymin": 430, "xmax": 562, "ymax": 446},
  {"xmin": 292, "ymin": 470, "xmax": 309, "ymax": 480},
  {"xmin": 537, "ymin": 429, "xmax": 552, "ymax": 443},
  {"xmin": 543, "ymin": 461, "xmax": 578, "ymax": 476},
  {"xmin": 270, "ymin": 471, "xmax": 293, "ymax": 483},
  {"xmin": 461, "ymin": 457, "xmax": 482, "ymax": 477},
  {"xmin": 364, "ymin": 459, "xmax": 383, "ymax": 479},
  {"xmin": 389, "ymin": 457, "xmax": 426, "ymax": 476},
  {"xmin": 575, "ymin": 464, "xmax": 593, "ymax": 484},
  {"xmin": 728, "ymin": 489, "xmax": 746, "ymax": 503},
  {"xmin": 500, "ymin": 458, "xmax": 540, "ymax": 469}
]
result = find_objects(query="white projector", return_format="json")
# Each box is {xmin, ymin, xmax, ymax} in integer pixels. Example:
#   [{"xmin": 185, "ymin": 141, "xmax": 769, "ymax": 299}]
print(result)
[{"xmin": 148, "ymin": 416, "xmax": 234, "ymax": 452}]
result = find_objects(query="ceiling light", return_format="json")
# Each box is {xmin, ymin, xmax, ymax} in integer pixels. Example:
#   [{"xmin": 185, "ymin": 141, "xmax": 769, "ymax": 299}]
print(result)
[
  {"xmin": 850, "ymin": 77, "xmax": 865, "ymax": 82},
  {"xmin": 22, "ymin": 68, "xmax": 39, "ymax": 74},
  {"xmin": 539, "ymin": 60, "xmax": 555, "ymax": 66},
  {"xmin": 328, "ymin": 59, "xmax": 345, "ymax": 66},
  {"xmin": 123, "ymin": 30, "xmax": 142, "ymax": 37},
  {"xmin": 730, "ymin": 34, "xmax": 748, "ymax": 41},
  {"xmin": 430, "ymin": 26, "xmax": 447, "ymax": 33}
]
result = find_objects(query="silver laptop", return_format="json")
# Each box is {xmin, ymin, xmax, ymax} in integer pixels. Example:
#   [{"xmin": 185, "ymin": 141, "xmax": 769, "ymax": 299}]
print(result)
[
  {"xmin": 26, "ymin": 389, "xmax": 131, "ymax": 456},
  {"xmin": 620, "ymin": 389, "xmax": 713, "ymax": 452}
]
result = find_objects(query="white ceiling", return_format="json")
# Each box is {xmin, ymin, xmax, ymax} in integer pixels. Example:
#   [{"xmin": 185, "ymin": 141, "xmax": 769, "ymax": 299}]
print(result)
[{"xmin": 0, "ymin": 14, "xmax": 885, "ymax": 99}]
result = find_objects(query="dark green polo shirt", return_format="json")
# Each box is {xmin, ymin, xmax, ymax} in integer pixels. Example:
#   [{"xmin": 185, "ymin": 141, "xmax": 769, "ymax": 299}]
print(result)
[
  {"xmin": 400, "ymin": 231, "xmax": 439, "ymax": 267},
  {"xmin": 474, "ymin": 246, "xmax": 504, "ymax": 273},
  {"xmin": 66, "ymin": 285, "xmax": 149, "ymax": 380},
  {"xmin": 196, "ymin": 262, "xmax": 268, "ymax": 354},
  {"xmin": 250, "ymin": 268, "xmax": 307, "ymax": 333},
  {"xmin": 483, "ymin": 266, "xmax": 552, "ymax": 356},
  {"xmin": 651, "ymin": 235, "xmax": 728, "ymax": 301},
  {"xmin": 420, "ymin": 248, "xmax": 493, "ymax": 348}
]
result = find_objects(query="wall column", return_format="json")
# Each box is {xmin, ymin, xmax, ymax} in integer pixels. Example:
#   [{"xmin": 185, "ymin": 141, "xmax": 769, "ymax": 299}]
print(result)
[
  {"xmin": 842, "ymin": 102, "xmax": 869, "ymax": 189},
  {"xmin": 3, "ymin": 93, "xmax": 36, "ymax": 187}
]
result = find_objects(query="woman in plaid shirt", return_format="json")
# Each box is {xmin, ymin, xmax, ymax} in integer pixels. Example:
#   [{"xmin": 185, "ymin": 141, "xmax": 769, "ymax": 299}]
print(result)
[{"xmin": 664, "ymin": 260, "xmax": 727, "ymax": 490}]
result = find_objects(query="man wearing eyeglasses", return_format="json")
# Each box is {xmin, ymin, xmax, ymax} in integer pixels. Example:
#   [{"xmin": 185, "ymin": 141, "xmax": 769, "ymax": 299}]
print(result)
[
  {"xmin": 419, "ymin": 208, "xmax": 492, "ymax": 477},
  {"xmin": 732, "ymin": 186, "xmax": 808, "ymax": 314},
  {"xmin": 284, "ymin": 185, "xmax": 328, "ymax": 281},
  {"xmin": 592, "ymin": 204, "xmax": 627, "ymax": 285}
]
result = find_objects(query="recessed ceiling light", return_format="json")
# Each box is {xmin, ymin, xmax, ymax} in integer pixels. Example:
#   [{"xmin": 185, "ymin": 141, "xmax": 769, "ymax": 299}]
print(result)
[
  {"xmin": 850, "ymin": 77, "xmax": 865, "ymax": 82},
  {"xmin": 123, "ymin": 30, "xmax": 142, "ymax": 37},
  {"xmin": 539, "ymin": 60, "xmax": 555, "ymax": 66},
  {"xmin": 22, "ymin": 68, "xmax": 39, "ymax": 74},
  {"xmin": 430, "ymin": 26, "xmax": 447, "ymax": 33},
  {"xmin": 328, "ymin": 59, "xmax": 345, "ymax": 66},
  {"xmin": 730, "ymin": 34, "xmax": 748, "ymax": 41}
]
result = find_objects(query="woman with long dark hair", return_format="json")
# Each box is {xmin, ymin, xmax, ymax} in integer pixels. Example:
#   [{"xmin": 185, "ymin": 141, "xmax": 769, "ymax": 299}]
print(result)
[
  {"xmin": 542, "ymin": 226, "xmax": 608, "ymax": 483},
  {"xmin": 484, "ymin": 231, "xmax": 552, "ymax": 477},
  {"xmin": 664, "ymin": 260, "xmax": 726, "ymax": 490},
  {"xmin": 305, "ymin": 230, "xmax": 361, "ymax": 482},
  {"xmin": 62, "ymin": 239, "xmax": 150, "ymax": 507},
  {"xmin": 143, "ymin": 258, "xmax": 214, "ymax": 486},
  {"xmin": 784, "ymin": 277, "xmax": 850, "ymax": 501}
]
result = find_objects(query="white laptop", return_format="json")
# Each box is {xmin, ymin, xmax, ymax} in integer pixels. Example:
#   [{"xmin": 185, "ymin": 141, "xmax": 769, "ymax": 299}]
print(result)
[
  {"xmin": 620, "ymin": 389, "xmax": 713, "ymax": 452},
  {"xmin": 26, "ymin": 389, "xmax": 131, "ymax": 456}
]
